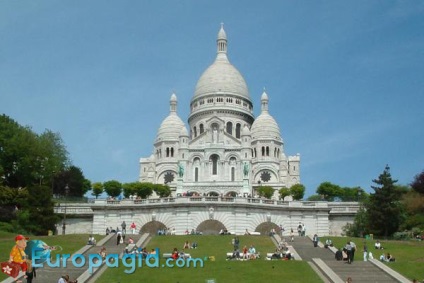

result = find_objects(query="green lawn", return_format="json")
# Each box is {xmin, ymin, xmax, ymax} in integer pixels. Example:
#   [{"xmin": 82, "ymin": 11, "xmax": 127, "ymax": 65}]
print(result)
[
  {"xmin": 326, "ymin": 236, "xmax": 424, "ymax": 281},
  {"xmin": 0, "ymin": 231, "xmax": 105, "ymax": 281},
  {"xmin": 96, "ymin": 235, "xmax": 322, "ymax": 283},
  {"xmin": 2, "ymin": 233, "xmax": 422, "ymax": 282}
]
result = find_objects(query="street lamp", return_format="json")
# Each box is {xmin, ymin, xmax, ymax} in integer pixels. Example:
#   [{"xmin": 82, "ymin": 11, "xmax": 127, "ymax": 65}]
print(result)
[{"xmin": 62, "ymin": 184, "xmax": 69, "ymax": 235}]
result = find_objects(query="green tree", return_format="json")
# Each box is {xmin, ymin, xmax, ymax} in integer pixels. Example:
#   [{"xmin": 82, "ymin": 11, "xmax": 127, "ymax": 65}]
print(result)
[
  {"xmin": 411, "ymin": 170, "xmax": 424, "ymax": 194},
  {"xmin": 53, "ymin": 166, "xmax": 89, "ymax": 198},
  {"xmin": 122, "ymin": 182, "xmax": 136, "ymax": 198},
  {"xmin": 279, "ymin": 187, "xmax": 290, "ymax": 201},
  {"xmin": 23, "ymin": 184, "xmax": 59, "ymax": 235},
  {"xmin": 91, "ymin": 182, "xmax": 104, "ymax": 199},
  {"xmin": 257, "ymin": 186, "xmax": 274, "ymax": 199},
  {"xmin": 136, "ymin": 182, "xmax": 153, "ymax": 199},
  {"xmin": 306, "ymin": 194, "xmax": 322, "ymax": 201},
  {"xmin": 153, "ymin": 184, "xmax": 171, "ymax": 198},
  {"xmin": 103, "ymin": 180, "xmax": 122, "ymax": 198},
  {"xmin": 290, "ymin": 184, "xmax": 305, "ymax": 200},
  {"xmin": 366, "ymin": 165, "xmax": 405, "ymax": 238},
  {"xmin": 339, "ymin": 187, "xmax": 365, "ymax": 202},
  {"xmin": 316, "ymin": 182, "xmax": 341, "ymax": 201},
  {"xmin": 0, "ymin": 115, "xmax": 69, "ymax": 188}
]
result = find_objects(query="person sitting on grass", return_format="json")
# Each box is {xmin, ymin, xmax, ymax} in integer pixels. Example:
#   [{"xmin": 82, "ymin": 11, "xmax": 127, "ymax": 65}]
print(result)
[
  {"xmin": 386, "ymin": 253, "xmax": 395, "ymax": 262},
  {"xmin": 231, "ymin": 248, "xmax": 240, "ymax": 260},
  {"xmin": 271, "ymin": 248, "xmax": 282, "ymax": 260},
  {"xmin": 183, "ymin": 240, "xmax": 190, "ymax": 249},
  {"xmin": 248, "ymin": 245, "xmax": 257, "ymax": 259},
  {"xmin": 325, "ymin": 238, "xmax": 333, "ymax": 248},
  {"xmin": 171, "ymin": 248, "xmax": 179, "ymax": 260},
  {"xmin": 87, "ymin": 235, "xmax": 96, "ymax": 245},
  {"xmin": 374, "ymin": 240, "xmax": 383, "ymax": 249},
  {"xmin": 242, "ymin": 245, "xmax": 248, "ymax": 260},
  {"xmin": 284, "ymin": 250, "xmax": 292, "ymax": 260}
]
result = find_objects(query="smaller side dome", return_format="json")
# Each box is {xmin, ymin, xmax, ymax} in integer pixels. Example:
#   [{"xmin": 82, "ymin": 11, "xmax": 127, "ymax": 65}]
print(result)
[
  {"xmin": 251, "ymin": 114, "xmax": 281, "ymax": 140},
  {"xmin": 156, "ymin": 93, "xmax": 186, "ymax": 142},
  {"xmin": 251, "ymin": 91, "xmax": 281, "ymax": 140},
  {"xmin": 179, "ymin": 126, "xmax": 189, "ymax": 137}
]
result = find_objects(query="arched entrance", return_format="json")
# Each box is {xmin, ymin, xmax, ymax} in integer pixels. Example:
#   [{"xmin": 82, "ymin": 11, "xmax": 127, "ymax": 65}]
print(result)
[
  {"xmin": 196, "ymin": 220, "xmax": 226, "ymax": 235},
  {"xmin": 140, "ymin": 221, "xmax": 167, "ymax": 235},
  {"xmin": 255, "ymin": 222, "xmax": 281, "ymax": 236}
]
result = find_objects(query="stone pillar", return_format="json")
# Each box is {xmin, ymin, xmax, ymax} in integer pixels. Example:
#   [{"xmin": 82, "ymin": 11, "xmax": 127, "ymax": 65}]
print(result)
[
  {"xmin": 242, "ymin": 178, "xmax": 250, "ymax": 196},
  {"xmin": 176, "ymin": 178, "xmax": 183, "ymax": 196}
]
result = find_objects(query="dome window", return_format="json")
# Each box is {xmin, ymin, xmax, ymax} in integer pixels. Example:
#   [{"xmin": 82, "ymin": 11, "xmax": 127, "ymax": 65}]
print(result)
[
  {"xmin": 236, "ymin": 123, "xmax": 241, "ymax": 138},
  {"xmin": 226, "ymin": 122, "xmax": 233, "ymax": 135},
  {"xmin": 200, "ymin": 124, "xmax": 204, "ymax": 134}
]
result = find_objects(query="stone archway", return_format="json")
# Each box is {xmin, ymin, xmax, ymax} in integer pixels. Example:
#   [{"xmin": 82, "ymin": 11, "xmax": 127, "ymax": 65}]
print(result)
[
  {"xmin": 255, "ymin": 222, "xmax": 281, "ymax": 236},
  {"xmin": 196, "ymin": 219, "xmax": 226, "ymax": 235},
  {"xmin": 140, "ymin": 221, "xmax": 167, "ymax": 235}
]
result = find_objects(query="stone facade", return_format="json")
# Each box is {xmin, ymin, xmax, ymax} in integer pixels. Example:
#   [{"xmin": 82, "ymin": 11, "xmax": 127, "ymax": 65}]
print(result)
[
  {"xmin": 139, "ymin": 25, "xmax": 300, "ymax": 198},
  {"xmin": 55, "ymin": 199, "xmax": 359, "ymax": 236}
]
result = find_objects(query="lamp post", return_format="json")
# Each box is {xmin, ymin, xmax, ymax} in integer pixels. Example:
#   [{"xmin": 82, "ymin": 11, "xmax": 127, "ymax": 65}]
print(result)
[{"xmin": 62, "ymin": 184, "xmax": 69, "ymax": 235}]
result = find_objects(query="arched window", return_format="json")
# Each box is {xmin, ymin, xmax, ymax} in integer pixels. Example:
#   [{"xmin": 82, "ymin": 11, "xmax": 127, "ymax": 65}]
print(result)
[
  {"xmin": 193, "ymin": 126, "xmax": 197, "ymax": 138},
  {"xmin": 266, "ymin": 146, "xmax": 269, "ymax": 156},
  {"xmin": 171, "ymin": 147, "xmax": 174, "ymax": 157},
  {"xmin": 261, "ymin": 147, "xmax": 265, "ymax": 156},
  {"xmin": 231, "ymin": 167, "xmax": 235, "ymax": 181},
  {"xmin": 200, "ymin": 124, "xmax": 204, "ymax": 134},
  {"xmin": 226, "ymin": 122, "xmax": 233, "ymax": 135},
  {"xmin": 193, "ymin": 157, "xmax": 200, "ymax": 182},
  {"xmin": 236, "ymin": 123, "xmax": 241, "ymax": 138},
  {"xmin": 166, "ymin": 147, "xmax": 170, "ymax": 157},
  {"xmin": 210, "ymin": 154, "xmax": 219, "ymax": 175}
]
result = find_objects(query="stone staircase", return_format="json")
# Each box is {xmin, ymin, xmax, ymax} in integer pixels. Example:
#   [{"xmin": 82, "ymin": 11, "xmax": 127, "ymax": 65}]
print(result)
[{"xmin": 286, "ymin": 235, "xmax": 409, "ymax": 283}]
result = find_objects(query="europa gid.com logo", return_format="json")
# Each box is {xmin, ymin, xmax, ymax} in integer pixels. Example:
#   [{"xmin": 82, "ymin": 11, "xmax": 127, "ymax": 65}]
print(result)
[{"xmin": 32, "ymin": 248, "xmax": 204, "ymax": 274}]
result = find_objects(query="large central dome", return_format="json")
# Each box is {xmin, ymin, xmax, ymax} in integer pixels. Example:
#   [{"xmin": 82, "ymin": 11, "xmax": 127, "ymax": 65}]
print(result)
[{"xmin": 193, "ymin": 24, "xmax": 250, "ymax": 101}]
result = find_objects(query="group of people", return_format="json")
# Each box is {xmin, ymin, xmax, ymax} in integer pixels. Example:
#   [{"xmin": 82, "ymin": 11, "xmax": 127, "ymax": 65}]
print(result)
[
  {"xmin": 228, "ymin": 245, "xmax": 259, "ymax": 261},
  {"xmin": 297, "ymin": 222, "xmax": 306, "ymax": 237},
  {"xmin": 227, "ymin": 236, "xmax": 259, "ymax": 261},
  {"xmin": 183, "ymin": 240, "xmax": 198, "ymax": 249},
  {"xmin": 106, "ymin": 221, "xmax": 137, "ymax": 235},
  {"xmin": 334, "ymin": 240, "xmax": 357, "ymax": 264},
  {"xmin": 170, "ymin": 247, "xmax": 190, "ymax": 260},
  {"xmin": 379, "ymin": 252, "xmax": 396, "ymax": 262},
  {"xmin": 269, "ymin": 239, "xmax": 292, "ymax": 260}
]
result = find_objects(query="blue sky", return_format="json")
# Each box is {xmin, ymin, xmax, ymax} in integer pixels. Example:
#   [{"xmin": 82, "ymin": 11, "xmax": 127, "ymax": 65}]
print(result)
[{"xmin": 1, "ymin": 1, "xmax": 423, "ymax": 197}]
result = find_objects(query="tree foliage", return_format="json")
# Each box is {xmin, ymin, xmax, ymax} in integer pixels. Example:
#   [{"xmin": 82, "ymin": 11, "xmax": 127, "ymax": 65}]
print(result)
[
  {"xmin": 366, "ymin": 165, "xmax": 405, "ymax": 237},
  {"xmin": 103, "ymin": 180, "xmax": 122, "ymax": 198},
  {"xmin": 22, "ymin": 184, "xmax": 59, "ymax": 235},
  {"xmin": 316, "ymin": 182, "xmax": 341, "ymax": 201},
  {"xmin": 279, "ymin": 187, "xmax": 290, "ymax": 201},
  {"xmin": 290, "ymin": 184, "xmax": 305, "ymax": 200},
  {"xmin": 153, "ymin": 184, "xmax": 171, "ymax": 198},
  {"xmin": 411, "ymin": 170, "xmax": 424, "ymax": 194},
  {"xmin": 91, "ymin": 182, "xmax": 104, "ymax": 199},
  {"xmin": 0, "ymin": 115, "xmax": 69, "ymax": 188},
  {"xmin": 257, "ymin": 186, "xmax": 274, "ymax": 199}
]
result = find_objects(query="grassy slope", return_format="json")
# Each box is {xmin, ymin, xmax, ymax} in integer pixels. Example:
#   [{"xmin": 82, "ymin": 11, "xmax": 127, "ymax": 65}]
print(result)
[
  {"xmin": 0, "ymin": 232, "xmax": 104, "ymax": 281},
  {"xmin": 327, "ymin": 236, "xmax": 424, "ymax": 281},
  {"xmin": 96, "ymin": 235, "xmax": 322, "ymax": 283}
]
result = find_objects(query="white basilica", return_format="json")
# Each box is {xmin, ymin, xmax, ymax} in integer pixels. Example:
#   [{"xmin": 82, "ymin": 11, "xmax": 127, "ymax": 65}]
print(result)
[{"xmin": 139, "ymin": 25, "xmax": 300, "ymax": 198}]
